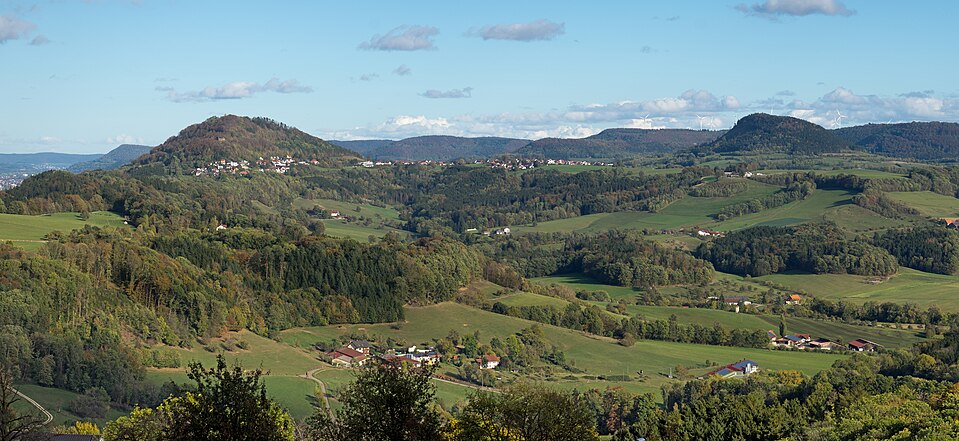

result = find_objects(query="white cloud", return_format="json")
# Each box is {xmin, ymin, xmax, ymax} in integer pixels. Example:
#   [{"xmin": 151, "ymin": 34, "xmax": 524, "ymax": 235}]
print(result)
[
  {"xmin": 107, "ymin": 134, "xmax": 144, "ymax": 145},
  {"xmin": 358, "ymin": 25, "xmax": 438, "ymax": 51},
  {"xmin": 0, "ymin": 15, "xmax": 36, "ymax": 43},
  {"xmin": 472, "ymin": 19, "xmax": 565, "ymax": 41},
  {"xmin": 779, "ymin": 87, "xmax": 954, "ymax": 127},
  {"xmin": 392, "ymin": 64, "xmax": 412, "ymax": 76},
  {"xmin": 737, "ymin": 0, "xmax": 854, "ymax": 18},
  {"xmin": 162, "ymin": 78, "xmax": 312, "ymax": 102},
  {"xmin": 357, "ymin": 73, "xmax": 379, "ymax": 82},
  {"xmin": 420, "ymin": 87, "xmax": 473, "ymax": 99}
]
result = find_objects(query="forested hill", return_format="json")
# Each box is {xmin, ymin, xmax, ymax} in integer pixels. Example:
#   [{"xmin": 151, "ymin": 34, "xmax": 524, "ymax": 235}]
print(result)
[
  {"xmin": 834, "ymin": 121, "xmax": 959, "ymax": 161},
  {"xmin": 341, "ymin": 135, "xmax": 530, "ymax": 161},
  {"xmin": 329, "ymin": 139, "xmax": 394, "ymax": 155},
  {"xmin": 68, "ymin": 144, "xmax": 153, "ymax": 172},
  {"xmin": 515, "ymin": 128, "xmax": 723, "ymax": 159},
  {"xmin": 696, "ymin": 113, "xmax": 853, "ymax": 155},
  {"xmin": 138, "ymin": 115, "xmax": 362, "ymax": 167}
]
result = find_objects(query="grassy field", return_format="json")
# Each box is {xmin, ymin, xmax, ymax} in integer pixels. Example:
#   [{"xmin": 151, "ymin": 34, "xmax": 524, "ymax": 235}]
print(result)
[
  {"xmin": 0, "ymin": 211, "xmax": 127, "ymax": 250},
  {"xmin": 12, "ymin": 383, "xmax": 127, "ymax": 426},
  {"xmin": 281, "ymin": 303, "xmax": 842, "ymax": 396},
  {"xmin": 886, "ymin": 191, "xmax": 959, "ymax": 217},
  {"xmin": 294, "ymin": 197, "xmax": 401, "ymax": 220},
  {"xmin": 143, "ymin": 330, "xmax": 327, "ymax": 420},
  {"xmin": 534, "ymin": 273, "xmax": 923, "ymax": 348},
  {"xmin": 320, "ymin": 219, "xmax": 408, "ymax": 241},
  {"xmin": 757, "ymin": 168, "xmax": 907, "ymax": 179},
  {"xmin": 755, "ymin": 267, "xmax": 959, "ymax": 311},
  {"xmin": 711, "ymin": 189, "xmax": 904, "ymax": 233}
]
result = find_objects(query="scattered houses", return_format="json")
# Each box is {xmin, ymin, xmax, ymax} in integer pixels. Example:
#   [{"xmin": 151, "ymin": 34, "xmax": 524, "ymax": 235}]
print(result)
[
  {"xmin": 696, "ymin": 229, "xmax": 725, "ymax": 238},
  {"xmin": 705, "ymin": 359, "xmax": 759, "ymax": 378},
  {"xmin": 192, "ymin": 155, "xmax": 317, "ymax": 176}
]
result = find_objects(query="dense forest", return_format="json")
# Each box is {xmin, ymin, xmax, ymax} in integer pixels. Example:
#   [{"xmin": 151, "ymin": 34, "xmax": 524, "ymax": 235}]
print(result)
[{"xmin": 696, "ymin": 223, "xmax": 899, "ymax": 277}]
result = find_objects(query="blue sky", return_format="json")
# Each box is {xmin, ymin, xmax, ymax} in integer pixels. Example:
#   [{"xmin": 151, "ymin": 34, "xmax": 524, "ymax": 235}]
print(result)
[{"xmin": 1, "ymin": 0, "xmax": 957, "ymax": 153}]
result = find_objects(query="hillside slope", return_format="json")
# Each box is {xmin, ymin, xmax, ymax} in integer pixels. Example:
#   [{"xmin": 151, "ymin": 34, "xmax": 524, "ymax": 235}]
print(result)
[
  {"xmin": 138, "ymin": 115, "xmax": 362, "ymax": 167},
  {"xmin": 698, "ymin": 113, "xmax": 853, "ymax": 155},
  {"xmin": 834, "ymin": 122, "xmax": 959, "ymax": 161},
  {"xmin": 68, "ymin": 144, "xmax": 152, "ymax": 172},
  {"xmin": 515, "ymin": 128, "xmax": 722, "ymax": 159}
]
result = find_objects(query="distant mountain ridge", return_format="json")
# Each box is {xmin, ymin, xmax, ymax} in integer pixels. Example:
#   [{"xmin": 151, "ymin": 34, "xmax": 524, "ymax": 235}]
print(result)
[
  {"xmin": 139, "ymin": 115, "xmax": 362, "ymax": 167},
  {"xmin": 697, "ymin": 113, "xmax": 853, "ymax": 155},
  {"xmin": 0, "ymin": 152, "xmax": 101, "ymax": 174},
  {"xmin": 514, "ymin": 128, "xmax": 724, "ymax": 159},
  {"xmin": 834, "ymin": 121, "xmax": 959, "ymax": 161},
  {"xmin": 332, "ymin": 136, "xmax": 529, "ymax": 161},
  {"xmin": 68, "ymin": 144, "xmax": 153, "ymax": 172}
]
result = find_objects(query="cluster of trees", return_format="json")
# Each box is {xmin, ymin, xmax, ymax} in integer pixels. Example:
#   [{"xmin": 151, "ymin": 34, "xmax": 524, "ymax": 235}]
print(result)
[
  {"xmin": 566, "ymin": 231, "xmax": 714, "ymax": 288},
  {"xmin": 697, "ymin": 223, "xmax": 899, "ymax": 277},
  {"xmin": 716, "ymin": 180, "xmax": 815, "ymax": 220},
  {"xmin": 874, "ymin": 225, "xmax": 959, "ymax": 275},
  {"xmin": 492, "ymin": 302, "xmax": 771, "ymax": 349},
  {"xmin": 688, "ymin": 179, "xmax": 748, "ymax": 197}
]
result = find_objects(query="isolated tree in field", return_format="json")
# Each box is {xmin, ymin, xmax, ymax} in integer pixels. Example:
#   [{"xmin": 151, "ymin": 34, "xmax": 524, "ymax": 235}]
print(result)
[
  {"xmin": 305, "ymin": 361, "xmax": 442, "ymax": 441},
  {"xmin": 0, "ymin": 369, "xmax": 46, "ymax": 441},
  {"xmin": 453, "ymin": 383, "xmax": 599, "ymax": 441}
]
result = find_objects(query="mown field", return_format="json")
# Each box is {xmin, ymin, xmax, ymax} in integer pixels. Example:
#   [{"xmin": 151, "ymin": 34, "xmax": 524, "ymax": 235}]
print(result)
[
  {"xmin": 12, "ymin": 383, "xmax": 128, "ymax": 427},
  {"xmin": 886, "ymin": 191, "xmax": 959, "ymax": 217},
  {"xmin": 531, "ymin": 274, "xmax": 924, "ymax": 348},
  {"xmin": 511, "ymin": 183, "xmax": 904, "ymax": 236},
  {"xmin": 281, "ymin": 302, "xmax": 843, "ymax": 397},
  {"xmin": 146, "ymin": 330, "xmax": 325, "ymax": 420},
  {"xmin": 293, "ymin": 197, "xmax": 409, "ymax": 241},
  {"xmin": 0, "ymin": 211, "xmax": 127, "ymax": 250},
  {"xmin": 756, "ymin": 268, "xmax": 959, "ymax": 311}
]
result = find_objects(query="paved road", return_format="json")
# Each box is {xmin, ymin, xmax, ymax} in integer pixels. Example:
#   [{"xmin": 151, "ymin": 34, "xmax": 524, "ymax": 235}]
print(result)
[
  {"xmin": 301, "ymin": 369, "xmax": 334, "ymax": 421},
  {"xmin": 12, "ymin": 387, "xmax": 53, "ymax": 426}
]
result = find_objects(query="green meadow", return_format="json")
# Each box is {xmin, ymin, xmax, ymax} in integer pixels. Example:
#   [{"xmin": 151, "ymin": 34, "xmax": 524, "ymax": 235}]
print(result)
[
  {"xmin": 12, "ymin": 383, "xmax": 127, "ymax": 427},
  {"xmin": 755, "ymin": 268, "xmax": 959, "ymax": 311},
  {"xmin": 885, "ymin": 191, "xmax": 959, "ymax": 217},
  {"xmin": 282, "ymin": 302, "xmax": 842, "ymax": 397},
  {"xmin": 0, "ymin": 211, "xmax": 127, "ymax": 250}
]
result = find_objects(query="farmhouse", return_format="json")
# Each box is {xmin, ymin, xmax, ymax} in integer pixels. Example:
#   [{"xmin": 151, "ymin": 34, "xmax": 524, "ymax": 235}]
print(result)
[
  {"xmin": 326, "ymin": 347, "xmax": 368, "ymax": 367},
  {"xmin": 808, "ymin": 338, "xmax": 835, "ymax": 350},
  {"xmin": 705, "ymin": 359, "xmax": 759, "ymax": 378},
  {"xmin": 348, "ymin": 339, "xmax": 371, "ymax": 355},
  {"xmin": 848, "ymin": 338, "xmax": 881, "ymax": 352},
  {"xmin": 785, "ymin": 294, "xmax": 802, "ymax": 305},
  {"xmin": 478, "ymin": 354, "xmax": 500, "ymax": 370}
]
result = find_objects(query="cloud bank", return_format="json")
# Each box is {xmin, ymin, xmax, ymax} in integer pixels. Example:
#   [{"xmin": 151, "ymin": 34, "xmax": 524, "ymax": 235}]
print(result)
[
  {"xmin": 359, "ymin": 25, "xmax": 438, "ymax": 51},
  {"xmin": 737, "ymin": 0, "xmax": 855, "ymax": 18},
  {"xmin": 161, "ymin": 78, "xmax": 312, "ymax": 102},
  {"xmin": 472, "ymin": 19, "xmax": 565, "ymax": 41},
  {"xmin": 0, "ymin": 15, "xmax": 36, "ymax": 43},
  {"xmin": 420, "ymin": 87, "xmax": 473, "ymax": 99}
]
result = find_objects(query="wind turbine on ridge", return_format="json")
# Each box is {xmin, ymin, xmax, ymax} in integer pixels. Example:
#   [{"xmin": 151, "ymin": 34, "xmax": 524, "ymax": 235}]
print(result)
[
  {"xmin": 833, "ymin": 109, "xmax": 846, "ymax": 128},
  {"xmin": 696, "ymin": 115, "xmax": 706, "ymax": 131}
]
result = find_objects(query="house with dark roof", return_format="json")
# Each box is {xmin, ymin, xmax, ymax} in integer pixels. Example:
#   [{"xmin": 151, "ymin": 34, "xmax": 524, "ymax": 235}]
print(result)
[
  {"xmin": 348, "ymin": 339, "xmax": 371, "ymax": 355},
  {"xmin": 808, "ymin": 338, "xmax": 835, "ymax": 350}
]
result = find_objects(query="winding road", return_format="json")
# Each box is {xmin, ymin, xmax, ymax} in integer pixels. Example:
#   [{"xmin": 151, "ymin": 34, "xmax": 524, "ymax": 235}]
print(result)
[
  {"xmin": 12, "ymin": 387, "xmax": 53, "ymax": 426},
  {"xmin": 301, "ymin": 369, "xmax": 335, "ymax": 421}
]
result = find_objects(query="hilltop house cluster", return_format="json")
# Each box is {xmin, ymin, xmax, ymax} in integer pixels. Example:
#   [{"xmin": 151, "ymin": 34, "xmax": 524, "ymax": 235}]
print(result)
[
  {"xmin": 323, "ymin": 339, "xmax": 502, "ymax": 370},
  {"xmin": 483, "ymin": 158, "xmax": 613, "ymax": 171},
  {"xmin": 767, "ymin": 331, "xmax": 881, "ymax": 352},
  {"xmin": 192, "ymin": 156, "xmax": 322, "ymax": 176}
]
